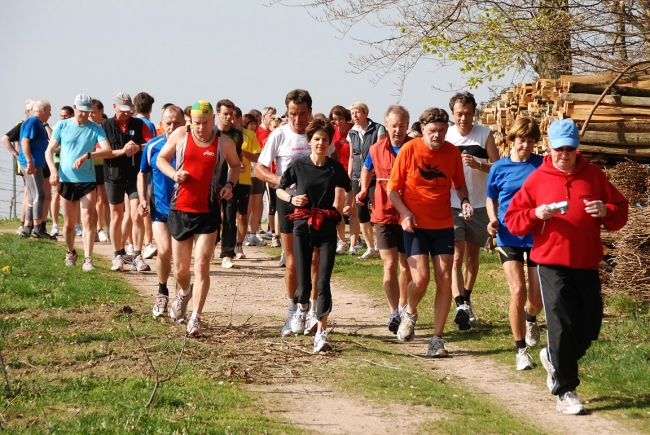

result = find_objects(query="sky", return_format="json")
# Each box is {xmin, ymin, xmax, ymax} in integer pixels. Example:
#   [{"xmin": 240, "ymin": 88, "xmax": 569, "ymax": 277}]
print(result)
[{"xmin": 0, "ymin": 0, "xmax": 521, "ymax": 217}]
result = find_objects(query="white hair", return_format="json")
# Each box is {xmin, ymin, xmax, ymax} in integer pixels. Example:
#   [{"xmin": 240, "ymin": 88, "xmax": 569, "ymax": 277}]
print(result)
[
  {"xmin": 25, "ymin": 99, "xmax": 35, "ymax": 113},
  {"xmin": 32, "ymin": 99, "xmax": 51, "ymax": 112}
]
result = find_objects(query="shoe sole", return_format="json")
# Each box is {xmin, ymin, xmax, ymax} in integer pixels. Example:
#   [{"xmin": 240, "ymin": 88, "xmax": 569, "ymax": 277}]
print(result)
[
  {"xmin": 397, "ymin": 331, "xmax": 415, "ymax": 342},
  {"xmin": 455, "ymin": 310, "xmax": 471, "ymax": 330},
  {"xmin": 428, "ymin": 350, "xmax": 449, "ymax": 358},
  {"xmin": 388, "ymin": 318, "xmax": 400, "ymax": 334},
  {"xmin": 281, "ymin": 330, "xmax": 293, "ymax": 337},
  {"xmin": 314, "ymin": 342, "xmax": 332, "ymax": 353}
]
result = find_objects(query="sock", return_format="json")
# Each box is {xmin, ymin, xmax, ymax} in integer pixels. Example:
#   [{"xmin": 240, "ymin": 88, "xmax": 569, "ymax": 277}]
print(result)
[
  {"xmin": 20, "ymin": 221, "xmax": 24, "ymax": 226},
  {"xmin": 516, "ymin": 339, "xmax": 526, "ymax": 349},
  {"xmin": 26, "ymin": 225, "xmax": 33, "ymax": 231},
  {"xmin": 526, "ymin": 312, "xmax": 536, "ymax": 323},
  {"xmin": 464, "ymin": 288, "xmax": 472, "ymax": 302},
  {"xmin": 236, "ymin": 242, "xmax": 242, "ymax": 247},
  {"xmin": 119, "ymin": 249, "xmax": 126, "ymax": 256},
  {"xmin": 114, "ymin": 251, "xmax": 122, "ymax": 258},
  {"xmin": 288, "ymin": 298, "xmax": 297, "ymax": 312},
  {"xmin": 179, "ymin": 287, "xmax": 190, "ymax": 297},
  {"xmin": 434, "ymin": 335, "xmax": 443, "ymax": 340},
  {"xmin": 69, "ymin": 249, "xmax": 77, "ymax": 256},
  {"xmin": 158, "ymin": 283, "xmax": 169, "ymax": 297},
  {"xmin": 134, "ymin": 250, "xmax": 141, "ymax": 258},
  {"xmin": 309, "ymin": 299, "xmax": 318, "ymax": 313},
  {"xmin": 39, "ymin": 222, "xmax": 46, "ymax": 232},
  {"xmin": 190, "ymin": 311, "xmax": 199, "ymax": 320},
  {"xmin": 454, "ymin": 295, "xmax": 465, "ymax": 307},
  {"xmin": 298, "ymin": 303, "xmax": 308, "ymax": 312}
]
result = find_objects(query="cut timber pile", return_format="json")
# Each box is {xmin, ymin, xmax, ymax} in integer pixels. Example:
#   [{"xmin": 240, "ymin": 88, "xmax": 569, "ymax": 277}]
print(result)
[{"xmin": 481, "ymin": 73, "xmax": 650, "ymax": 163}]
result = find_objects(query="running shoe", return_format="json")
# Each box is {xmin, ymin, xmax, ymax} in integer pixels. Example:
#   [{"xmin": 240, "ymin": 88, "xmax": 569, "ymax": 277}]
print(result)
[
  {"xmin": 132, "ymin": 255, "xmax": 151, "ymax": 272},
  {"xmin": 556, "ymin": 391, "xmax": 586, "ymax": 415},
  {"xmin": 466, "ymin": 300, "xmax": 477, "ymax": 323},
  {"xmin": 525, "ymin": 307, "xmax": 540, "ymax": 347},
  {"xmin": 426, "ymin": 336, "xmax": 449, "ymax": 358},
  {"xmin": 349, "ymin": 245, "xmax": 358, "ymax": 255},
  {"xmin": 540, "ymin": 347, "xmax": 556, "ymax": 392},
  {"xmin": 75, "ymin": 223, "xmax": 82, "ymax": 236},
  {"xmin": 397, "ymin": 309, "xmax": 418, "ymax": 342},
  {"xmin": 20, "ymin": 226, "xmax": 31, "ymax": 238},
  {"xmin": 271, "ymin": 235, "xmax": 281, "ymax": 248},
  {"xmin": 358, "ymin": 248, "xmax": 380, "ymax": 260},
  {"xmin": 516, "ymin": 347, "xmax": 533, "ymax": 371},
  {"xmin": 355, "ymin": 239, "xmax": 366, "ymax": 249},
  {"xmin": 111, "ymin": 254, "xmax": 124, "ymax": 272},
  {"xmin": 314, "ymin": 330, "xmax": 332, "ymax": 353},
  {"xmin": 248, "ymin": 235, "xmax": 267, "ymax": 247},
  {"xmin": 336, "ymin": 240, "xmax": 349, "ymax": 255},
  {"xmin": 263, "ymin": 231, "xmax": 273, "ymax": 240},
  {"xmin": 234, "ymin": 245, "xmax": 246, "ymax": 260},
  {"xmin": 152, "ymin": 293, "xmax": 169, "ymax": 317},
  {"xmin": 97, "ymin": 229, "xmax": 108, "ymax": 243},
  {"xmin": 65, "ymin": 251, "xmax": 78, "ymax": 267},
  {"xmin": 291, "ymin": 308, "xmax": 308, "ymax": 334},
  {"xmin": 222, "ymin": 256, "xmax": 234, "ymax": 269},
  {"xmin": 50, "ymin": 223, "xmax": 59, "ymax": 236},
  {"xmin": 31, "ymin": 229, "xmax": 57, "ymax": 241},
  {"xmin": 304, "ymin": 311, "xmax": 318, "ymax": 336},
  {"xmin": 16, "ymin": 225, "xmax": 24, "ymax": 235},
  {"xmin": 279, "ymin": 251, "xmax": 286, "ymax": 268},
  {"xmin": 281, "ymin": 310, "xmax": 295, "ymax": 337},
  {"xmin": 122, "ymin": 253, "xmax": 133, "ymax": 265},
  {"xmin": 388, "ymin": 311, "xmax": 401, "ymax": 334},
  {"xmin": 82, "ymin": 257, "xmax": 95, "ymax": 272},
  {"xmin": 186, "ymin": 316, "xmax": 202, "ymax": 337},
  {"xmin": 243, "ymin": 233, "xmax": 252, "ymax": 246},
  {"xmin": 143, "ymin": 243, "xmax": 157, "ymax": 259},
  {"xmin": 170, "ymin": 284, "xmax": 193, "ymax": 321},
  {"xmin": 455, "ymin": 303, "xmax": 472, "ymax": 331}
]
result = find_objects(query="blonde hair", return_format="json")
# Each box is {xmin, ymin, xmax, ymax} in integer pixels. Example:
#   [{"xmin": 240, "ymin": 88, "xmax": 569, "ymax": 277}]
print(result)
[
  {"xmin": 349, "ymin": 102, "xmax": 369, "ymax": 114},
  {"xmin": 507, "ymin": 117, "xmax": 541, "ymax": 142}
]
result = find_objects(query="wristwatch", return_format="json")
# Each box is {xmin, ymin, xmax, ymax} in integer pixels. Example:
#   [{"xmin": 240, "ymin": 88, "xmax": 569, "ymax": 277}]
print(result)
[
  {"xmin": 461, "ymin": 197, "xmax": 470, "ymax": 205},
  {"xmin": 226, "ymin": 181, "xmax": 235, "ymax": 189}
]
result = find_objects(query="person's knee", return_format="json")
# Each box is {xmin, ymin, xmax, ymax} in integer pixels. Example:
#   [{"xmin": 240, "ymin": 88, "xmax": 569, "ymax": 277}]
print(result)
[
  {"xmin": 175, "ymin": 265, "xmax": 191, "ymax": 282},
  {"xmin": 511, "ymin": 286, "xmax": 527, "ymax": 306}
]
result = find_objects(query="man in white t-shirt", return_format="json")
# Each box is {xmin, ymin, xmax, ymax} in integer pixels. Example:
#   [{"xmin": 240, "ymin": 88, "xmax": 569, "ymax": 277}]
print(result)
[
  {"xmin": 446, "ymin": 92, "xmax": 500, "ymax": 330},
  {"xmin": 255, "ymin": 89, "xmax": 337, "ymax": 337}
]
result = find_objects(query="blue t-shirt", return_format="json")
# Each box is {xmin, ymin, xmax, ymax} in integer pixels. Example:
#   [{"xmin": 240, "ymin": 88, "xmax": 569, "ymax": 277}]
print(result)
[
  {"xmin": 136, "ymin": 116, "xmax": 157, "ymax": 137},
  {"xmin": 18, "ymin": 116, "xmax": 49, "ymax": 168},
  {"xmin": 363, "ymin": 145, "xmax": 401, "ymax": 170},
  {"xmin": 140, "ymin": 134, "xmax": 175, "ymax": 215},
  {"xmin": 53, "ymin": 119, "xmax": 107, "ymax": 183},
  {"xmin": 486, "ymin": 154, "xmax": 543, "ymax": 247}
]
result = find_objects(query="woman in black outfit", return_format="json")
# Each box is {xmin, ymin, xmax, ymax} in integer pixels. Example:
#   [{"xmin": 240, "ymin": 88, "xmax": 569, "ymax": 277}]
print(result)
[{"xmin": 277, "ymin": 118, "xmax": 353, "ymax": 352}]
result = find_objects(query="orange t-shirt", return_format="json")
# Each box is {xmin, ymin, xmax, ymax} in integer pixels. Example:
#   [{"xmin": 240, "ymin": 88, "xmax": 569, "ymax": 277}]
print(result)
[{"xmin": 387, "ymin": 138, "xmax": 465, "ymax": 229}]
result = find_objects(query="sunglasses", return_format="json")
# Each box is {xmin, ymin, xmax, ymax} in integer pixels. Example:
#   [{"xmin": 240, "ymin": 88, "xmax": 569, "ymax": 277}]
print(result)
[{"xmin": 553, "ymin": 146, "xmax": 577, "ymax": 153}]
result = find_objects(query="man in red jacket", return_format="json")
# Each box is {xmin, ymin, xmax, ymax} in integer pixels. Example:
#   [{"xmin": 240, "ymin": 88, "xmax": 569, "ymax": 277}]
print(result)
[{"xmin": 505, "ymin": 119, "xmax": 628, "ymax": 415}]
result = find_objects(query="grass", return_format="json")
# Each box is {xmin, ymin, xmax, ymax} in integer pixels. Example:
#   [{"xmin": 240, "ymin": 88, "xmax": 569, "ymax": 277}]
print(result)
[{"xmin": 331, "ymin": 247, "xmax": 650, "ymax": 432}]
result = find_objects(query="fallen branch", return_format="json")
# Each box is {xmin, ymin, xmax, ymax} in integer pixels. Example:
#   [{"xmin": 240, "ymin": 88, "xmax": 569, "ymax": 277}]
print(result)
[{"xmin": 228, "ymin": 276, "xmax": 245, "ymax": 327}]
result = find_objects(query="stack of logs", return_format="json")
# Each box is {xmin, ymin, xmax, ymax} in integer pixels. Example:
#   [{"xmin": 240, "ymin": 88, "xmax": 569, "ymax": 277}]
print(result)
[{"xmin": 481, "ymin": 73, "xmax": 650, "ymax": 163}]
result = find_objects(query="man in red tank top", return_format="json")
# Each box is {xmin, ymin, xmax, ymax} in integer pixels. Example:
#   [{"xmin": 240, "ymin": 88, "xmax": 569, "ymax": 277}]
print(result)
[{"xmin": 156, "ymin": 101, "xmax": 241, "ymax": 337}]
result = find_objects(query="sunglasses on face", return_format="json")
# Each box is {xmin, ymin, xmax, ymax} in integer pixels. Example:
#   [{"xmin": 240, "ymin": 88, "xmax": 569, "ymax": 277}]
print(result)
[{"xmin": 553, "ymin": 146, "xmax": 577, "ymax": 153}]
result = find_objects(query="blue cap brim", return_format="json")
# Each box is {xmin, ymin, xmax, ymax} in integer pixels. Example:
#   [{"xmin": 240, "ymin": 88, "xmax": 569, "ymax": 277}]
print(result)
[{"xmin": 551, "ymin": 138, "xmax": 579, "ymax": 149}]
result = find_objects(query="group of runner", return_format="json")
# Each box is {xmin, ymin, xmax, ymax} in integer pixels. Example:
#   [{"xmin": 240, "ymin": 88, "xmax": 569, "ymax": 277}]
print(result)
[{"xmin": 2, "ymin": 88, "xmax": 628, "ymax": 416}]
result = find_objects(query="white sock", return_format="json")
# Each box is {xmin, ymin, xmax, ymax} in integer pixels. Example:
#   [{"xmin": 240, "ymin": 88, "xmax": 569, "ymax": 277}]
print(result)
[
  {"xmin": 179, "ymin": 288, "xmax": 190, "ymax": 297},
  {"xmin": 309, "ymin": 299, "xmax": 318, "ymax": 313},
  {"xmin": 288, "ymin": 299, "xmax": 297, "ymax": 312},
  {"xmin": 190, "ymin": 311, "xmax": 199, "ymax": 320},
  {"xmin": 298, "ymin": 304, "xmax": 308, "ymax": 312}
]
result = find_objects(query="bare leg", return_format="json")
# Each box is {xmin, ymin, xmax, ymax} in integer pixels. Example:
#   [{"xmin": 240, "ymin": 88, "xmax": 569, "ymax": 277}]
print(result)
[
  {"xmin": 503, "ymin": 260, "xmax": 528, "ymax": 341},
  {"xmin": 463, "ymin": 242, "xmax": 481, "ymax": 291},
  {"xmin": 398, "ymin": 252, "xmax": 411, "ymax": 307},
  {"xmin": 109, "ymin": 203, "xmax": 124, "ymax": 252},
  {"xmin": 129, "ymin": 198, "xmax": 145, "ymax": 252},
  {"xmin": 51, "ymin": 184, "xmax": 60, "ymax": 227},
  {"xmin": 360, "ymin": 222, "xmax": 375, "ymax": 250},
  {"xmin": 61, "ymin": 197, "xmax": 79, "ymax": 253},
  {"xmin": 310, "ymin": 248, "xmax": 319, "ymax": 300},
  {"xmin": 380, "ymin": 247, "xmax": 400, "ymax": 312},
  {"xmin": 527, "ymin": 266, "xmax": 543, "ymax": 316},
  {"xmin": 172, "ymin": 238, "xmax": 193, "ymax": 292},
  {"xmin": 80, "ymin": 191, "xmax": 97, "ymax": 258},
  {"xmin": 405, "ymin": 254, "xmax": 431, "ymax": 314},
  {"xmin": 236, "ymin": 212, "xmax": 248, "ymax": 244},
  {"xmin": 280, "ymin": 232, "xmax": 298, "ymax": 299},
  {"xmin": 153, "ymin": 222, "xmax": 172, "ymax": 284},
  {"xmin": 431, "ymin": 254, "xmax": 453, "ymax": 337},
  {"xmin": 451, "ymin": 240, "xmax": 465, "ymax": 299},
  {"xmin": 191, "ymin": 231, "xmax": 219, "ymax": 314},
  {"xmin": 249, "ymin": 193, "xmax": 263, "ymax": 235}
]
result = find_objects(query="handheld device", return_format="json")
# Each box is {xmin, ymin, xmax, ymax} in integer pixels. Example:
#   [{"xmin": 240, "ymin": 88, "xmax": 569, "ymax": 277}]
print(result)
[{"xmin": 548, "ymin": 201, "xmax": 569, "ymax": 215}]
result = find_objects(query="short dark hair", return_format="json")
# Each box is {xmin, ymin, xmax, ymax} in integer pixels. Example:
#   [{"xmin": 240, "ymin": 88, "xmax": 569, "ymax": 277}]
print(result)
[
  {"xmin": 285, "ymin": 89, "xmax": 312, "ymax": 110},
  {"xmin": 184, "ymin": 105, "xmax": 192, "ymax": 116},
  {"xmin": 419, "ymin": 108, "xmax": 450, "ymax": 125},
  {"xmin": 61, "ymin": 106, "xmax": 74, "ymax": 116},
  {"xmin": 161, "ymin": 103, "xmax": 174, "ymax": 112},
  {"xmin": 234, "ymin": 106, "xmax": 242, "ymax": 118},
  {"xmin": 242, "ymin": 114, "xmax": 257, "ymax": 130},
  {"xmin": 134, "ymin": 92, "xmax": 155, "ymax": 114},
  {"xmin": 164, "ymin": 105, "xmax": 184, "ymax": 119},
  {"xmin": 216, "ymin": 99, "xmax": 235, "ymax": 113},
  {"xmin": 449, "ymin": 91, "xmax": 477, "ymax": 111},
  {"xmin": 411, "ymin": 121, "xmax": 422, "ymax": 134},
  {"xmin": 329, "ymin": 105, "xmax": 351, "ymax": 122},
  {"xmin": 91, "ymin": 99, "xmax": 103, "ymax": 111},
  {"xmin": 305, "ymin": 118, "xmax": 334, "ymax": 142}
]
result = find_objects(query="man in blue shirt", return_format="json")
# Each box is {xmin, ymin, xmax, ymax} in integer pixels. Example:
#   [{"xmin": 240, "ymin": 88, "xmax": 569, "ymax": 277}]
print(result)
[{"xmin": 137, "ymin": 105, "xmax": 185, "ymax": 317}]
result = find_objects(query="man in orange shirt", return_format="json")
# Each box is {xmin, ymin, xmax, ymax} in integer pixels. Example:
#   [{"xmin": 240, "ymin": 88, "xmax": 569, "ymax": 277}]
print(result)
[{"xmin": 387, "ymin": 107, "xmax": 473, "ymax": 357}]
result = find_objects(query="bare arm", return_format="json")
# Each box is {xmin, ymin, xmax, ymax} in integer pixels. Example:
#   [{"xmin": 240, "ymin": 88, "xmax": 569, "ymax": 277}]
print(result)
[
  {"xmin": 486, "ymin": 196, "xmax": 499, "ymax": 236},
  {"xmin": 254, "ymin": 163, "xmax": 280, "ymax": 186},
  {"xmin": 387, "ymin": 188, "xmax": 417, "ymax": 232},
  {"xmin": 220, "ymin": 135, "xmax": 242, "ymax": 201},
  {"xmin": 461, "ymin": 132, "xmax": 499, "ymax": 173},
  {"xmin": 355, "ymin": 166, "xmax": 374, "ymax": 204},
  {"xmin": 21, "ymin": 137, "xmax": 35, "ymax": 174},
  {"xmin": 136, "ymin": 171, "xmax": 150, "ymax": 217},
  {"xmin": 157, "ymin": 128, "xmax": 183, "ymax": 181},
  {"xmin": 241, "ymin": 150, "xmax": 259, "ymax": 163},
  {"xmin": 45, "ymin": 138, "xmax": 60, "ymax": 184},
  {"xmin": 1, "ymin": 135, "xmax": 18, "ymax": 158}
]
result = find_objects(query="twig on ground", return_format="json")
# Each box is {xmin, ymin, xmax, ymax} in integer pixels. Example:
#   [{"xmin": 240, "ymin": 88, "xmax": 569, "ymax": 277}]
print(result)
[{"xmin": 228, "ymin": 276, "xmax": 245, "ymax": 327}]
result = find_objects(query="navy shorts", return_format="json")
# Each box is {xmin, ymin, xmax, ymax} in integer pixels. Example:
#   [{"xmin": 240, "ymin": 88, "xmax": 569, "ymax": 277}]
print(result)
[
  {"xmin": 149, "ymin": 200, "xmax": 169, "ymax": 224},
  {"xmin": 497, "ymin": 246, "xmax": 538, "ymax": 268},
  {"xmin": 404, "ymin": 227, "xmax": 454, "ymax": 258}
]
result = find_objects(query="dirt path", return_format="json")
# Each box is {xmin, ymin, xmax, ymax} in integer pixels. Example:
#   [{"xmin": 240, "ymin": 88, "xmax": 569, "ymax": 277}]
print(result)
[{"xmin": 85, "ymin": 240, "xmax": 638, "ymax": 435}]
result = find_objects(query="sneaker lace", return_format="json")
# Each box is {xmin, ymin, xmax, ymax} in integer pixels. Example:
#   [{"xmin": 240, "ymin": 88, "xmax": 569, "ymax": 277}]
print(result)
[{"xmin": 563, "ymin": 391, "xmax": 581, "ymax": 405}]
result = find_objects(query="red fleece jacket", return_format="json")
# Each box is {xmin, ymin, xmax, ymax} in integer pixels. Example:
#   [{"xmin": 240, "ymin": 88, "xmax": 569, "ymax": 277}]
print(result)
[{"xmin": 504, "ymin": 153, "xmax": 628, "ymax": 270}]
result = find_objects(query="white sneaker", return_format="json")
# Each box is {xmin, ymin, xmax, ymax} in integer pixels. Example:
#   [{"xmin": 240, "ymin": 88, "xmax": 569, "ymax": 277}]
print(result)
[
  {"xmin": 336, "ymin": 240, "xmax": 349, "ymax": 255},
  {"xmin": 263, "ymin": 231, "xmax": 273, "ymax": 240},
  {"xmin": 248, "ymin": 235, "xmax": 267, "ymax": 247},
  {"xmin": 111, "ymin": 254, "xmax": 124, "ymax": 272},
  {"xmin": 291, "ymin": 308, "xmax": 308, "ymax": 334},
  {"xmin": 234, "ymin": 245, "xmax": 246, "ymax": 260},
  {"xmin": 358, "ymin": 248, "xmax": 380, "ymax": 260},
  {"xmin": 281, "ymin": 310, "xmax": 295, "ymax": 337},
  {"xmin": 540, "ymin": 347, "xmax": 556, "ymax": 392},
  {"xmin": 279, "ymin": 251, "xmax": 286, "ymax": 267},
  {"xmin": 271, "ymin": 235, "xmax": 281, "ymax": 248},
  {"xmin": 186, "ymin": 316, "xmax": 202, "ymax": 337},
  {"xmin": 97, "ymin": 229, "xmax": 108, "ymax": 243},
  {"xmin": 349, "ymin": 245, "xmax": 358, "ymax": 255},
  {"xmin": 222, "ymin": 256, "xmax": 234, "ymax": 268},
  {"xmin": 50, "ymin": 223, "xmax": 59, "ymax": 236},
  {"xmin": 314, "ymin": 330, "xmax": 332, "ymax": 353},
  {"xmin": 466, "ymin": 300, "xmax": 477, "ymax": 323},
  {"xmin": 243, "ymin": 233, "xmax": 252, "ymax": 246},
  {"xmin": 304, "ymin": 311, "xmax": 318, "ymax": 336},
  {"xmin": 65, "ymin": 251, "xmax": 78, "ymax": 267},
  {"xmin": 152, "ymin": 293, "xmax": 169, "ymax": 317},
  {"xmin": 426, "ymin": 336, "xmax": 449, "ymax": 358},
  {"xmin": 132, "ymin": 255, "xmax": 151, "ymax": 272},
  {"xmin": 82, "ymin": 257, "xmax": 95, "ymax": 272},
  {"xmin": 516, "ymin": 347, "xmax": 533, "ymax": 370},
  {"xmin": 125, "ymin": 243, "xmax": 134, "ymax": 256},
  {"xmin": 397, "ymin": 309, "xmax": 418, "ymax": 342},
  {"xmin": 525, "ymin": 307, "xmax": 540, "ymax": 347},
  {"xmin": 16, "ymin": 225, "xmax": 23, "ymax": 235},
  {"xmin": 143, "ymin": 243, "xmax": 157, "ymax": 259},
  {"xmin": 454, "ymin": 303, "xmax": 472, "ymax": 331},
  {"xmin": 170, "ymin": 284, "xmax": 193, "ymax": 321},
  {"xmin": 557, "ymin": 391, "xmax": 586, "ymax": 415}
]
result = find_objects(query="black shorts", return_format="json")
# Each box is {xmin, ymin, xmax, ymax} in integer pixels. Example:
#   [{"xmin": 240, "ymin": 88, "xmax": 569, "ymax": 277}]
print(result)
[
  {"xmin": 404, "ymin": 227, "xmax": 454, "ymax": 258},
  {"xmin": 250, "ymin": 177, "xmax": 265, "ymax": 195},
  {"xmin": 267, "ymin": 184, "xmax": 278, "ymax": 215},
  {"xmin": 497, "ymin": 246, "xmax": 538, "ymax": 268},
  {"xmin": 233, "ymin": 183, "xmax": 251, "ymax": 215},
  {"xmin": 94, "ymin": 164, "xmax": 105, "ymax": 185},
  {"xmin": 352, "ymin": 179, "xmax": 375, "ymax": 224},
  {"xmin": 43, "ymin": 164, "xmax": 51, "ymax": 179},
  {"xmin": 375, "ymin": 223, "xmax": 405, "ymax": 253},
  {"xmin": 168, "ymin": 209, "xmax": 221, "ymax": 241},
  {"xmin": 277, "ymin": 195, "xmax": 296, "ymax": 234},
  {"xmin": 59, "ymin": 182, "xmax": 96, "ymax": 202},
  {"xmin": 106, "ymin": 181, "xmax": 138, "ymax": 205}
]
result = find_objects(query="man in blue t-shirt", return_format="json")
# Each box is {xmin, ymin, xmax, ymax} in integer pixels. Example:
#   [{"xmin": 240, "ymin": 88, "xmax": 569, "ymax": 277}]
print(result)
[
  {"xmin": 18, "ymin": 99, "xmax": 52, "ymax": 240},
  {"xmin": 46, "ymin": 94, "xmax": 113, "ymax": 271},
  {"xmin": 137, "ymin": 105, "xmax": 185, "ymax": 318}
]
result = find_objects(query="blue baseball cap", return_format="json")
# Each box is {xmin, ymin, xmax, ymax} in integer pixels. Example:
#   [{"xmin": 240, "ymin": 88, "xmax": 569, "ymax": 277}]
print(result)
[
  {"xmin": 548, "ymin": 119, "xmax": 579, "ymax": 149},
  {"xmin": 74, "ymin": 94, "xmax": 93, "ymax": 112}
]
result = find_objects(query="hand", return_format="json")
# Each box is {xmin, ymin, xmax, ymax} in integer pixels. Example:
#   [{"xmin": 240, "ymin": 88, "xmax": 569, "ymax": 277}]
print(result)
[
  {"xmin": 487, "ymin": 219, "xmax": 499, "ymax": 236},
  {"xmin": 292, "ymin": 194, "xmax": 308, "ymax": 207},
  {"xmin": 124, "ymin": 140, "xmax": 139, "ymax": 157},
  {"xmin": 462, "ymin": 202, "xmax": 474, "ymax": 221},
  {"xmin": 355, "ymin": 190, "xmax": 367, "ymax": 205},
  {"xmin": 535, "ymin": 204, "xmax": 561, "ymax": 220},
  {"xmin": 26, "ymin": 161, "xmax": 35, "ymax": 175},
  {"xmin": 49, "ymin": 172, "xmax": 59, "ymax": 186},
  {"xmin": 461, "ymin": 154, "xmax": 478, "ymax": 169},
  {"xmin": 401, "ymin": 212, "xmax": 417, "ymax": 233},
  {"xmin": 584, "ymin": 199, "xmax": 608, "ymax": 218},
  {"xmin": 72, "ymin": 155, "xmax": 87, "ymax": 169},
  {"xmin": 173, "ymin": 170, "xmax": 189, "ymax": 184},
  {"xmin": 137, "ymin": 200, "xmax": 149, "ymax": 217},
  {"xmin": 220, "ymin": 184, "xmax": 233, "ymax": 201},
  {"xmin": 343, "ymin": 205, "xmax": 352, "ymax": 215}
]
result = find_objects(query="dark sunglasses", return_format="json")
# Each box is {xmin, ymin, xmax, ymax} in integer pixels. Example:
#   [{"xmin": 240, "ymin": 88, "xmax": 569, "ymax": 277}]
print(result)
[{"xmin": 553, "ymin": 146, "xmax": 577, "ymax": 153}]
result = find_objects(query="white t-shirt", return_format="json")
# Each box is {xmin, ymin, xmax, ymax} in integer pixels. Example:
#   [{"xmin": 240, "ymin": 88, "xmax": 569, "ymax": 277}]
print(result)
[
  {"xmin": 446, "ymin": 124, "xmax": 491, "ymax": 208},
  {"xmin": 257, "ymin": 123, "xmax": 336, "ymax": 195}
]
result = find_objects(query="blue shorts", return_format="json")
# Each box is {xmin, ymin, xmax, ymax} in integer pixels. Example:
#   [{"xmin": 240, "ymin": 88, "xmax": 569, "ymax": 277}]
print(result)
[
  {"xmin": 150, "ymin": 200, "xmax": 169, "ymax": 223},
  {"xmin": 404, "ymin": 227, "xmax": 454, "ymax": 258}
]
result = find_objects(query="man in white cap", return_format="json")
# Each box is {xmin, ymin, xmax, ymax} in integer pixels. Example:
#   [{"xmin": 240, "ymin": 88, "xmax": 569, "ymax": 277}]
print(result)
[
  {"xmin": 506, "ymin": 119, "xmax": 628, "ymax": 415},
  {"xmin": 102, "ymin": 92, "xmax": 155, "ymax": 272},
  {"xmin": 45, "ymin": 95, "xmax": 113, "ymax": 270}
]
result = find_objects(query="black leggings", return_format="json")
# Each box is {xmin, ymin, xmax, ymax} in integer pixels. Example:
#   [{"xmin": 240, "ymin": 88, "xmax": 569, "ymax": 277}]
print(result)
[
  {"xmin": 266, "ymin": 183, "xmax": 277, "ymax": 215},
  {"xmin": 293, "ymin": 233, "xmax": 336, "ymax": 319}
]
